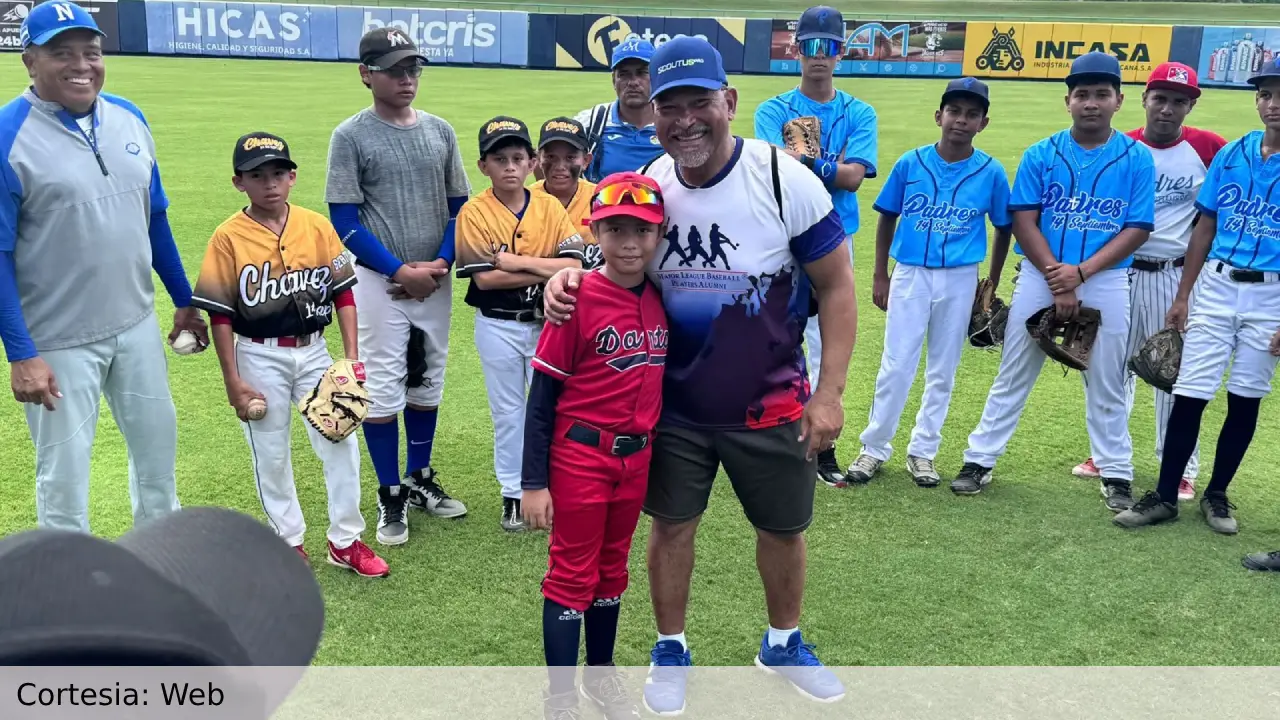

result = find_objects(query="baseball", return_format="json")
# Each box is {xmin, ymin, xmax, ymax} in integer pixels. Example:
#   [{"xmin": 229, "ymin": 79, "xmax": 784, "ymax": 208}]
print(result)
[
  {"xmin": 245, "ymin": 397, "xmax": 267, "ymax": 421},
  {"xmin": 170, "ymin": 330, "xmax": 202, "ymax": 355}
]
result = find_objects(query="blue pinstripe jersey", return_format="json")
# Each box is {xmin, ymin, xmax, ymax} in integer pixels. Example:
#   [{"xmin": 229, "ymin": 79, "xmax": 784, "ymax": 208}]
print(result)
[
  {"xmin": 873, "ymin": 144, "xmax": 1012, "ymax": 268},
  {"xmin": 754, "ymin": 89, "xmax": 878, "ymax": 236},
  {"xmin": 1010, "ymin": 129, "xmax": 1156, "ymax": 269},
  {"xmin": 1195, "ymin": 130, "xmax": 1280, "ymax": 273}
]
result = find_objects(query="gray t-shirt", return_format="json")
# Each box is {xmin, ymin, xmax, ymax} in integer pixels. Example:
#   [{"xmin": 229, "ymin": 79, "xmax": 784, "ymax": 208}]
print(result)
[{"xmin": 324, "ymin": 108, "xmax": 471, "ymax": 264}]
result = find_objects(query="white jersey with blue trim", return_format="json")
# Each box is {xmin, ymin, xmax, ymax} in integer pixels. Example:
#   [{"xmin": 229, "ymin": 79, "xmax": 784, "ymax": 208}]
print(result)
[
  {"xmin": 1009, "ymin": 129, "xmax": 1156, "ymax": 269},
  {"xmin": 1195, "ymin": 130, "xmax": 1280, "ymax": 272}
]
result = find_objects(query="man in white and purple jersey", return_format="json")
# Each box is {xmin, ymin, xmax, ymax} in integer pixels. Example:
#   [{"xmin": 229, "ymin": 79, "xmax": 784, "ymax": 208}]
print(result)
[{"xmin": 1071, "ymin": 62, "xmax": 1226, "ymax": 502}]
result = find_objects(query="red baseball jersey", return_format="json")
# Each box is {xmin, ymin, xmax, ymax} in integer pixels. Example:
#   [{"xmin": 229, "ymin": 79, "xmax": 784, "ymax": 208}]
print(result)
[{"xmin": 532, "ymin": 270, "xmax": 668, "ymax": 434}]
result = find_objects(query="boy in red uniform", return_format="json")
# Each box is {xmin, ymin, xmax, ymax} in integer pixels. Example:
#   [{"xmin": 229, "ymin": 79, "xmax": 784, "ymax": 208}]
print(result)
[{"xmin": 521, "ymin": 172, "xmax": 668, "ymax": 720}]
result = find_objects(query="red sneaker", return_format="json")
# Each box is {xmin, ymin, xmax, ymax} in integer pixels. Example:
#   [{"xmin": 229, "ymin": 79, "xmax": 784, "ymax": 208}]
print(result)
[
  {"xmin": 1072, "ymin": 457, "xmax": 1100, "ymax": 478},
  {"xmin": 1178, "ymin": 478, "xmax": 1196, "ymax": 501},
  {"xmin": 294, "ymin": 545, "xmax": 309, "ymax": 562},
  {"xmin": 328, "ymin": 540, "xmax": 390, "ymax": 578}
]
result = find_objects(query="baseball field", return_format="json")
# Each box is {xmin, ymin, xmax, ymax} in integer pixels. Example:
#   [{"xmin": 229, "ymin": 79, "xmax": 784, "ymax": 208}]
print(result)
[{"xmin": 2, "ymin": 2, "xmax": 1280, "ymax": 668}]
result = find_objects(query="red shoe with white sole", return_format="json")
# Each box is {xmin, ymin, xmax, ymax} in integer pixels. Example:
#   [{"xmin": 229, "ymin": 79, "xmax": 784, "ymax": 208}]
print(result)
[
  {"xmin": 328, "ymin": 540, "xmax": 390, "ymax": 578},
  {"xmin": 294, "ymin": 545, "xmax": 309, "ymax": 562},
  {"xmin": 1178, "ymin": 478, "xmax": 1196, "ymax": 501},
  {"xmin": 1072, "ymin": 457, "xmax": 1100, "ymax": 478}
]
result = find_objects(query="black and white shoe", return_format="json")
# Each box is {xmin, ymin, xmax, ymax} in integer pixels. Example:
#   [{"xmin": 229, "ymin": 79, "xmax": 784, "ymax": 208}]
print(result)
[
  {"xmin": 376, "ymin": 484, "xmax": 409, "ymax": 546},
  {"xmin": 815, "ymin": 448, "xmax": 848, "ymax": 487},
  {"xmin": 501, "ymin": 497, "xmax": 527, "ymax": 533},
  {"xmin": 406, "ymin": 467, "xmax": 467, "ymax": 518}
]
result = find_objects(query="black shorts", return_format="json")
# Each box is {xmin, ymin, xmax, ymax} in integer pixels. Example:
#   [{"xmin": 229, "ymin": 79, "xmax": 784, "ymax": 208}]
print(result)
[{"xmin": 642, "ymin": 421, "xmax": 816, "ymax": 535}]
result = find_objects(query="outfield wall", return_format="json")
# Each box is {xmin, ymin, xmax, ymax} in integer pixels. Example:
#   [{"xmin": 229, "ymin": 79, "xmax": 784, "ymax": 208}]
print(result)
[{"xmin": 0, "ymin": 0, "xmax": 1275, "ymax": 89}]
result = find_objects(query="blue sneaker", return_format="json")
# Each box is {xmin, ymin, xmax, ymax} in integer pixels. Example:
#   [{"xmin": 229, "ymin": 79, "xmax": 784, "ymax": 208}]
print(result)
[
  {"xmin": 643, "ymin": 640, "xmax": 691, "ymax": 716},
  {"xmin": 754, "ymin": 631, "xmax": 845, "ymax": 703}
]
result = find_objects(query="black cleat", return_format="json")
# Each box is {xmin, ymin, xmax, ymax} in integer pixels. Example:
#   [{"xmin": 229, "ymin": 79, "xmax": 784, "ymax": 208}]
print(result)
[
  {"xmin": 1242, "ymin": 550, "xmax": 1280, "ymax": 572},
  {"xmin": 1114, "ymin": 491, "xmax": 1178, "ymax": 528},
  {"xmin": 950, "ymin": 462, "xmax": 992, "ymax": 495},
  {"xmin": 816, "ymin": 448, "xmax": 848, "ymax": 488},
  {"xmin": 1101, "ymin": 479, "xmax": 1135, "ymax": 512}
]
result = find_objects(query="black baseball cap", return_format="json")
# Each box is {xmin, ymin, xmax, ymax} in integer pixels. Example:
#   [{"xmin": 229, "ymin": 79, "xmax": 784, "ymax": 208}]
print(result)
[
  {"xmin": 359, "ymin": 26, "xmax": 427, "ymax": 70},
  {"xmin": 941, "ymin": 77, "xmax": 990, "ymax": 111},
  {"xmin": 479, "ymin": 115, "xmax": 532, "ymax": 154},
  {"xmin": 538, "ymin": 117, "xmax": 589, "ymax": 152},
  {"xmin": 0, "ymin": 507, "xmax": 324, "ymax": 669},
  {"xmin": 234, "ymin": 132, "xmax": 297, "ymax": 173},
  {"xmin": 795, "ymin": 5, "xmax": 845, "ymax": 43}
]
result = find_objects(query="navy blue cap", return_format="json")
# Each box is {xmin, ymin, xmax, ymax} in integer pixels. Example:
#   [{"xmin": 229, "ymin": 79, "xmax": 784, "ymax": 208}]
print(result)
[
  {"xmin": 1248, "ymin": 54, "xmax": 1280, "ymax": 87},
  {"xmin": 611, "ymin": 36, "xmax": 655, "ymax": 68},
  {"xmin": 941, "ymin": 77, "xmax": 990, "ymax": 109},
  {"xmin": 795, "ymin": 5, "xmax": 845, "ymax": 43},
  {"xmin": 1065, "ymin": 51, "xmax": 1122, "ymax": 85},
  {"xmin": 20, "ymin": 0, "xmax": 103, "ymax": 48},
  {"xmin": 649, "ymin": 35, "xmax": 728, "ymax": 101}
]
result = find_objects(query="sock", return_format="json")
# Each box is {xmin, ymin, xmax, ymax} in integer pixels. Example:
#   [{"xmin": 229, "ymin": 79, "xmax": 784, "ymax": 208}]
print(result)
[
  {"xmin": 363, "ymin": 420, "xmax": 402, "ymax": 488},
  {"xmin": 768, "ymin": 625, "xmax": 798, "ymax": 648},
  {"xmin": 1206, "ymin": 392, "xmax": 1261, "ymax": 496},
  {"xmin": 1155, "ymin": 396, "xmax": 1209, "ymax": 503},
  {"xmin": 657, "ymin": 631, "xmax": 687, "ymax": 651},
  {"xmin": 403, "ymin": 407, "xmax": 439, "ymax": 476},
  {"xmin": 542, "ymin": 598, "xmax": 583, "ymax": 695},
  {"xmin": 584, "ymin": 596, "xmax": 621, "ymax": 666}
]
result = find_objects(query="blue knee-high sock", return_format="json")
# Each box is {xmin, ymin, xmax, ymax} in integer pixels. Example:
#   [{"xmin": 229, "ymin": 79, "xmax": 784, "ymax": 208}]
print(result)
[
  {"xmin": 403, "ymin": 407, "xmax": 439, "ymax": 476},
  {"xmin": 363, "ymin": 419, "xmax": 402, "ymax": 487},
  {"xmin": 543, "ymin": 598, "xmax": 582, "ymax": 695}
]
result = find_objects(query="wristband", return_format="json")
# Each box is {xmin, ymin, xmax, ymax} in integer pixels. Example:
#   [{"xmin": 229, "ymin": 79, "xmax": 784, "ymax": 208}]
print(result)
[
  {"xmin": 800, "ymin": 154, "xmax": 816, "ymax": 170},
  {"xmin": 815, "ymin": 158, "xmax": 837, "ymax": 186}
]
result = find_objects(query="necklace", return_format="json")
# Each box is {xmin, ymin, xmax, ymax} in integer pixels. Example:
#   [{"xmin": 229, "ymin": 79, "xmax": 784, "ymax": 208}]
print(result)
[{"xmin": 1068, "ymin": 129, "xmax": 1114, "ymax": 175}]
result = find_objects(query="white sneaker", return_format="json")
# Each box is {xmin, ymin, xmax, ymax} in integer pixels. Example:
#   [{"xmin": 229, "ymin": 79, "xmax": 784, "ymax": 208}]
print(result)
[
  {"xmin": 846, "ymin": 453, "xmax": 883, "ymax": 484},
  {"xmin": 906, "ymin": 456, "xmax": 940, "ymax": 487}
]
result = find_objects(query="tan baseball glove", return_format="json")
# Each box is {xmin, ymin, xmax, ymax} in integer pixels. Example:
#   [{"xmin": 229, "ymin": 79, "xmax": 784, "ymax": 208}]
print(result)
[
  {"xmin": 783, "ymin": 116, "xmax": 822, "ymax": 157},
  {"xmin": 969, "ymin": 277, "xmax": 1008, "ymax": 348},
  {"xmin": 1026, "ymin": 306, "xmax": 1102, "ymax": 372},
  {"xmin": 1128, "ymin": 328, "xmax": 1182, "ymax": 393},
  {"xmin": 298, "ymin": 359, "xmax": 370, "ymax": 443}
]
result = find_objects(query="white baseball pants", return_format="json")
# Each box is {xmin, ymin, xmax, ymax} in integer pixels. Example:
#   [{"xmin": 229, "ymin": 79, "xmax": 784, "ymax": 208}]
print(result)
[
  {"xmin": 234, "ymin": 334, "xmax": 365, "ymax": 549},
  {"xmin": 1116, "ymin": 261, "xmax": 1200, "ymax": 478},
  {"xmin": 964, "ymin": 263, "xmax": 1134, "ymax": 481},
  {"xmin": 352, "ymin": 265, "xmax": 452, "ymax": 418},
  {"xmin": 804, "ymin": 236, "xmax": 855, "ymax": 393},
  {"xmin": 859, "ymin": 263, "xmax": 979, "ymax": 462},
  {"xmin": 1172, "ymin": 261, "xmax": 1280, "ymax": 401},
  {"xmin": 474, "ymin": 312, "xmax": 541, "ymax": 499},
  {"xmin": 24, "ymin": 312, "xmax": 180, "ymax": 533}
]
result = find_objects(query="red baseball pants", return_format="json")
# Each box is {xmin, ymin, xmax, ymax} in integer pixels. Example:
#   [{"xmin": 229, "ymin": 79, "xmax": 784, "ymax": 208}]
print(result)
[{"xmin": 541, "ymin": 422, "xmax": 651, "ymax": 612}]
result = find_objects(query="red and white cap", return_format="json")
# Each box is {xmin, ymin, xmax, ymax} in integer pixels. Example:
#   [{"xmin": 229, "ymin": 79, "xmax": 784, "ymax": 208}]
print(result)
[{"xmin": 1146, "ymin": 62, "xmax": 1201, "ymax": 99}]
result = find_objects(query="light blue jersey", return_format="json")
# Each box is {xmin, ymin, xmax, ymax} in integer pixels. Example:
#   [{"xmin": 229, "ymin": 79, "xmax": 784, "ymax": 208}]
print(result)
[
  {"xmin": 873, "ymin": 144, "xmax": 1012, "ymax": 268},
  {"xmin": 754, "ymin": 88, "xmax": 878, "ymax": 236},
  {"xmin": 1195, "ymin": 130, "xmax": 1280, "ymax": 272},
  {"xmin": 1009, "ymin": 129, "xmax": 1156, "ymax": 269}
]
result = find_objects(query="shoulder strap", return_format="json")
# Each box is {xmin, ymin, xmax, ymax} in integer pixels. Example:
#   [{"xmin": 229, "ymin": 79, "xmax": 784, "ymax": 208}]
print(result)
[
  {"xmin": 586, "ymin": 102, "xmax": 610, "ymax": 154},
  {"xmin": 770, "ymin": 145, "xmax": 784, "ymax": 227},
  {"xmin": 639, "ymin": 153, "xmax": 661, "ymax": 175}
]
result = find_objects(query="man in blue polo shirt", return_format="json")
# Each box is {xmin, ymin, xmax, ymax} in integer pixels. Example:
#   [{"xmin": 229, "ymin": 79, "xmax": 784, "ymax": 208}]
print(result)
[
  {"xmin": 0, "ymin": 1, "xmax": 207, "ymax": 533},
  {"xmin": 846, "ymin": 78, "xmax": 1012, "ymax": 488},
  {"xmin": 753, "ymin": 6, "xmax": 878, "ymax": 487},
  {"xmin": 572, "ymin": 36, "xmax": 664, "ymax": 182},
  {"xmin": 1118, "ymin": 57, "xmax": 1280, "ymax": 541},
  {"xmin": 951, "ymin": 52, "xmax": 1155, "ymax": 509}
]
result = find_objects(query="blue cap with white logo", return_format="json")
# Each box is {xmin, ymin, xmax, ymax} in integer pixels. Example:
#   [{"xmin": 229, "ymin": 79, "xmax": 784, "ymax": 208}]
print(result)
[
  {"xmin": 795, "ymin": 6, "xmax": 845, "ymax": 43},
  {"xmin": 20, "ymin": 0, "xmax": 103, "ymax": 49},
  {"xmin": 611, "ymin": 36, "xmax": 655, "ymax": 69},
  {"xmin": 1065, "ymin": 51, "xmax": 1123, "ymax": 86},
  {"xmin": 1248, "ymin": 54, "xmax": 1280, "ymax": 87},
  {"xmin": 648, "ymin": 35, "xmax": 728, "ymax": 101}
]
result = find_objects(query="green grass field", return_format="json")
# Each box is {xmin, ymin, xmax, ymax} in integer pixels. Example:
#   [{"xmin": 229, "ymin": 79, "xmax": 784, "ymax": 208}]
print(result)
[
  {"xmin": 320, "ymin": 0, "xmax": 1278, "ymax": 25},
  {"xmin": 3, "ymin": 57, "xmax": 1280, "ymax": 667}
]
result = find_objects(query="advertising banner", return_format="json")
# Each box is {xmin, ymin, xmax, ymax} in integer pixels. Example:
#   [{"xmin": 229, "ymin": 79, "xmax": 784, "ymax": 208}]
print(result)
[
  {"xmin": 0, "ymin": 0, "xmax": 118, "ymax": 52},
  {"xmin": 768, "ymin": 19, "xmax": 965, "ymax": 77},
  {"xmin": 962, "ymin": 22, "xmax": 1172, "ymax": 82},
  {"xmin": 1196, "ymin": 25, "xmax": 1279, "ymax": 89}
]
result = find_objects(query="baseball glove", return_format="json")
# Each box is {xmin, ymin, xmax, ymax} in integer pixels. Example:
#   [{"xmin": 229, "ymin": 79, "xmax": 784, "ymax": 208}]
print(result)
[
  {"xmin": 298, "ymin": 359, "xmax": 370, "ymax": 443},
  {"xmin": 1026, "ymin": 306, "xmax": 1102, "ymax": 372},
  {"xmin": 969, "ymin": 277, "xmax": 1009, "ymax": 348},
  {"xmin": 407, "ymin": 327, "xmax": 428, "ymax": 389},
  {"xmin": 1128, "ymin": 328, "xmax": 1182, "ymax": 394},
  {"xmin": 783, "ymin": 116, "xmax": 822, "ymax": 157}
]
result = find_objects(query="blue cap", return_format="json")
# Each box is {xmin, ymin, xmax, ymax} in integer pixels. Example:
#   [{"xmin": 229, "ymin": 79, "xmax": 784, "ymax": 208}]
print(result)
[
  {"xmin": 611, "ymin": 36, "xmax": 655, "ymax": 68},
  {"xmin": 795, "ymin": 6, "xmax": 845, "ymax": 43},
  {"xmin": 648, "ymin": 35, "xmax": 728, "ymax": 101},
  {"xmin": 1248, "ymin": 54, "xmax": 1280, "ymax": 87},
  {"xmin": 941, "ymin": 76, "xmax": 990, "ymax": 110},
  {"xmin": 1065, "ymin": 51, "xmax": 1122, "ymax": 85},
  {"xmin": 20, "ymin": 0, "xmax": 103, "ymax": 49}
]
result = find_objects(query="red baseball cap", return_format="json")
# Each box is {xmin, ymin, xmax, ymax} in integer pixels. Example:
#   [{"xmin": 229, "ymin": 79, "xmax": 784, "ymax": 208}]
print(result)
[
  {"xmin": 587, "ymin": 172, "xmax": 665, "ymax": 226},
  {"xmin": 1146, "ymin": 62, "xmax": 1201, "ymax": 99}
]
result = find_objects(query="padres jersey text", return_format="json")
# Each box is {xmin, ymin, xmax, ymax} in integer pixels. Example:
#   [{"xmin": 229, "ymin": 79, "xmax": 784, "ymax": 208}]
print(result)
[
  {"xmin": 1127, "ymin": 126, "xmax": 1227, "ymax": 259},
  {"xmin": 1010, "ymin": 130, "xmax": 1156, "ymax": 268},
  {"xmin": 191, "ymin": 205, "xmax": 357, "ymax": 338},
  {"xmin": 532, "ymin": 271, "xmax": 668, "ymax": 434},
  {"xmin": 1196, "ymin": 130, "xmax": 1280, "ymax": 272},
  {"xmin": 455, "ymin": 189, "xmax": 587, "ymax": 314},
  {"xmin": 532, "ymin": 177, "xmax": 603, "ymax": 263}
]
